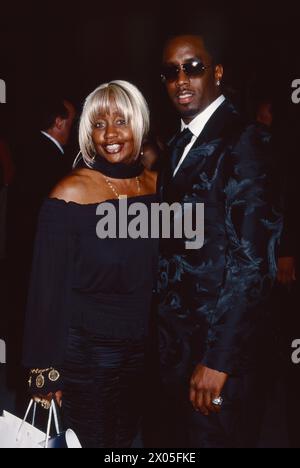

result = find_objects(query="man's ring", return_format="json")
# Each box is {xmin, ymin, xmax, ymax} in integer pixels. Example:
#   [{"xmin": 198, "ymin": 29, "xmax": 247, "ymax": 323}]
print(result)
[{"xmin": 212, "ymin": 396, "xmax": 223, "ymax": 407}]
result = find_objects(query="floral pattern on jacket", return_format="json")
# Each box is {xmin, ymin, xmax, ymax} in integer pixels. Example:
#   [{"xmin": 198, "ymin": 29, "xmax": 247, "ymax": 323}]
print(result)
[{"xmin": 157, "ymin": 101, "xmax": 282, "ymax": 382}]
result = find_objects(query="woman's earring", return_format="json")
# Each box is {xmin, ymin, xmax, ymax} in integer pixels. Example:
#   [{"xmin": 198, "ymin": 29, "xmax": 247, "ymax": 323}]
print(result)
[{"xmin": 216, "ymin": 79, "xmax": 221, "ymax": 87}]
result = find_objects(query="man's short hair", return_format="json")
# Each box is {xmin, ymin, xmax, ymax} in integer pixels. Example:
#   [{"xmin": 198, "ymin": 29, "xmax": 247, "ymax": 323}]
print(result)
[
  {"xmin": 163, "ymin": 18, "xmax": 227, "ymax": 65},
  {"xmin": 40, "ymin": 99, "xmax": 70, "ymax": 131}
]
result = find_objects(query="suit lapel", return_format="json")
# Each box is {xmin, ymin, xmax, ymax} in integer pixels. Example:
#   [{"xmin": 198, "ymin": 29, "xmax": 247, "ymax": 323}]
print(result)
[{"xmin": 172, "ymin": 100, "xmax": 237, "ymax": 183}]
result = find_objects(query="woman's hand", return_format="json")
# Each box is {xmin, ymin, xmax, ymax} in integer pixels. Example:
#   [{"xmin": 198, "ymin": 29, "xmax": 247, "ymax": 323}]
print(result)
[{"xmin": 33, "ymin": 391, "xmax": 63, "ymax": 409}]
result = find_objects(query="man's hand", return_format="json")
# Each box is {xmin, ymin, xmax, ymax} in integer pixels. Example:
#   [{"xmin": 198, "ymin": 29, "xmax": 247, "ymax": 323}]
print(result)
[
  {"xmin": 277, "ymin": 257, "xmax": 296, "ymax": 286},
  {"xmin": 190, "ymin": 364, "xmax": 228, "ymax": 416}
]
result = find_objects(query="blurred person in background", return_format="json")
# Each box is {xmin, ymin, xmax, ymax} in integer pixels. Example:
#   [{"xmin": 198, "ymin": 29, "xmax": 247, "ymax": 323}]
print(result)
[{"xmin": 276, "ymin": 127, "xmax": 299, "ymax": 448}]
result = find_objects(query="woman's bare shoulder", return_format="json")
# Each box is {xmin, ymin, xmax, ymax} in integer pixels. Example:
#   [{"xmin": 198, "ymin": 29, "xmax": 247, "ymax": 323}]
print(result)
[{"xmin": 49, "ymin": 168, "xmax": 94, "ymax": 203}]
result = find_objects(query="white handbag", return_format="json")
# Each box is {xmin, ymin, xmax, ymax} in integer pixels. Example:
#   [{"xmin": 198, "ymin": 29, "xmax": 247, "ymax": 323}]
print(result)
[
  {"xmin": 0, "ymin": 400, "xmax": 46, "ymax": 448},
  {"xmin": 0, "ymin": 399, "xmax": 82, "ymax": 448}
]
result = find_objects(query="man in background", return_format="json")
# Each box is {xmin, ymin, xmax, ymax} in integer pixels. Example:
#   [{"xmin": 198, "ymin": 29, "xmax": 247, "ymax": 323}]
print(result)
[
  {"xmin": 9, "ymin": 98, "xmax": 76, "ymax": 258},
  {"xmin": 17, "ymin": 98, "xmax": 76, "ymax": 216}
]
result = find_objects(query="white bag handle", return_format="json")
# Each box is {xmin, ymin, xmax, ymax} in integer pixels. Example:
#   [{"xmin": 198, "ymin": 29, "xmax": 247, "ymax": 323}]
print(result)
[
  {"xmin": 16, "ymin": 399, "xmax": 36, "ymax": 442},
  {"xmin": 17, "ymin": 399, "xmax": 61, "ymax": 448},
  {"xmin": 45, "ymin": 400, "xmax": 60, "ymax": 449}
]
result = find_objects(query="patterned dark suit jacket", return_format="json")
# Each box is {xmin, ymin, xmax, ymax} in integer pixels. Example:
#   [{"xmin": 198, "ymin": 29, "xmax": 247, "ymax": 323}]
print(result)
[{"xmin": 157, "ymin": 100, "xmax": 282, "ymax": 384}]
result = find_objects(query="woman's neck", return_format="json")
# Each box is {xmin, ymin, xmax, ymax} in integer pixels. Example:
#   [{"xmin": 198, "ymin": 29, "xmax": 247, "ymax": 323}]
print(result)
[{"xmin": 93, "ymin": 155, "xmax": 144, "ymax": 179}]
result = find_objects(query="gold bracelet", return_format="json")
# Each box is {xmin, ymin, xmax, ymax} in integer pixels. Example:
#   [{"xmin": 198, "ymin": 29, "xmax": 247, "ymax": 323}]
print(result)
[
  {"xmin": 30, "ymin": 368, "xmax": 51, "ymax": 375},
  {"xmin": 28, "ymin": 367, "xmax": 60, "ymax": 389}
]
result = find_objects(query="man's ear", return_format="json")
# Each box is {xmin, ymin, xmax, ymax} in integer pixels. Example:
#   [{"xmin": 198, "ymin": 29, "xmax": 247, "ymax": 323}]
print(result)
[
  {"xmin": 215, "ymin": 64, "xmax": 224, "ymax": 82},
  {"xmin": 54, "ymin": 116, "xmax": 65, "ymax": 130}
]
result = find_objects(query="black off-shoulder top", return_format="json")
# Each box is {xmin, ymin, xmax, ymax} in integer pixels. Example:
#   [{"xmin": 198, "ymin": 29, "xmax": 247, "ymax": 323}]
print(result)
[{"xmin": 22, "ymin": 193, "xmax": 159, "ymax": 368}]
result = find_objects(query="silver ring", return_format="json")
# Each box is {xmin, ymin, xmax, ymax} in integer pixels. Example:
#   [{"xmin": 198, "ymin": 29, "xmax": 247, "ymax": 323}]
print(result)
[{"xmin": 212, "ymin": 396, "xmax": 223, "ymax": 407}]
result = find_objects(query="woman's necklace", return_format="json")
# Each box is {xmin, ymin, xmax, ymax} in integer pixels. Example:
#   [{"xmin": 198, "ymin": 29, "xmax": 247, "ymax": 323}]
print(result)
[{"xmin": 104, "ymin": 176, "xmax": 141, "ymax": 199}]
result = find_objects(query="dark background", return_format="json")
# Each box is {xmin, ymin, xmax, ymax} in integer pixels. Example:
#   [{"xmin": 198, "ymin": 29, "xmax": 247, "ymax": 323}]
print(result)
[
  {"xmin": 1, "ymin": 1, "xmax": 300, "ymax": 446},
  {"xmin": 1, "ymin": 1, "xmax": 300, "ymax": 146}
]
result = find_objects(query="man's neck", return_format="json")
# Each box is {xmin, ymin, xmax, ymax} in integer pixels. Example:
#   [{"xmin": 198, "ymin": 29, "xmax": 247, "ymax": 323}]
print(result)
[
  {"xmin": 182, "ymin": 93, "xmax": 223, "ymax": 125},
  {"xmin": 41, "ymin": 130, "xmax": 64, "ymax": 154},
  {"xmin": 45, "ymin": 129, "xmax": 63, "ymax": 146},
  {"xmin": 181, "ymin": 95, "xmax": 226, "ymax": 132}
]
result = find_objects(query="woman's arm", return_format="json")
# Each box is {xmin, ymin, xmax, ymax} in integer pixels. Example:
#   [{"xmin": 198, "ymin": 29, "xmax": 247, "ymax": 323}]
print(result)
[{"xmin": 22, "ymin": 198, "xmax": 74, "ymax": 403}]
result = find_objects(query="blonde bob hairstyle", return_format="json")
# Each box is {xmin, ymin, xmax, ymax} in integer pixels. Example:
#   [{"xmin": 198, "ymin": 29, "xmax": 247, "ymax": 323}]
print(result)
[{"xmin": 78, "ymin": 80, "xmax": 150, "ymax": 167}]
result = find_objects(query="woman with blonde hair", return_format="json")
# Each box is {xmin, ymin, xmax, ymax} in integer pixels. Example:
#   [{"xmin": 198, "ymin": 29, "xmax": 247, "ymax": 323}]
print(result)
[{"xmin": 23, "ymin": 81, "xmax": 158, "ymax": 448}]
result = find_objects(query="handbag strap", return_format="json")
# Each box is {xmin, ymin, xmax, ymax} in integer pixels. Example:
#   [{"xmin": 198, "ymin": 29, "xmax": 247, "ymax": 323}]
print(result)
[
  {"xmin": 17, "ymin": 399, "xmax": 62, "ymax": 447},
  {"xmin": 44, "ymin": 400, "xmax": 61, "ymax": 448},
  {"xmin": 17, "ymin": 399, "xmax": 35, "ymax": 440}
]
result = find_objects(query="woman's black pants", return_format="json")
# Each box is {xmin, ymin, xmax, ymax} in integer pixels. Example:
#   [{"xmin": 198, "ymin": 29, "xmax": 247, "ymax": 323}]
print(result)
[{"xmin": 62, "ymin": 327, "xmax": 145, "ymax": 448}]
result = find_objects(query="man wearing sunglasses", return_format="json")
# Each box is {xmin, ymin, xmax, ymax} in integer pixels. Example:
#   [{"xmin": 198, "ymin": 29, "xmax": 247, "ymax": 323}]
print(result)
[{"xmin": 156, "ymin": 34, "xmax": 281, "ymax": 448}]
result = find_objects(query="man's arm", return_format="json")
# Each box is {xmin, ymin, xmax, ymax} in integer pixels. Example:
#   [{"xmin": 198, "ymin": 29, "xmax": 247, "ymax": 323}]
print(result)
[{"xmin": 190, "ymin": 125, "xmax": 281, "ymax": 414}]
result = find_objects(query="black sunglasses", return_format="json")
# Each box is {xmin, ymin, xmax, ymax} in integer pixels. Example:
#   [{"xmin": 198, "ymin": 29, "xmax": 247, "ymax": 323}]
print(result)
[{"xmin": 161, "ymin": 60, "xmax": 211, "ymax": 83}]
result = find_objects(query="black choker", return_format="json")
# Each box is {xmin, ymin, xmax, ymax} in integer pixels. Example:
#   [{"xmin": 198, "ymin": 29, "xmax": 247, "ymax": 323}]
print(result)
[{"xmin": 92, "ymin": 156, "xmax": 144, "ymax": 179}]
